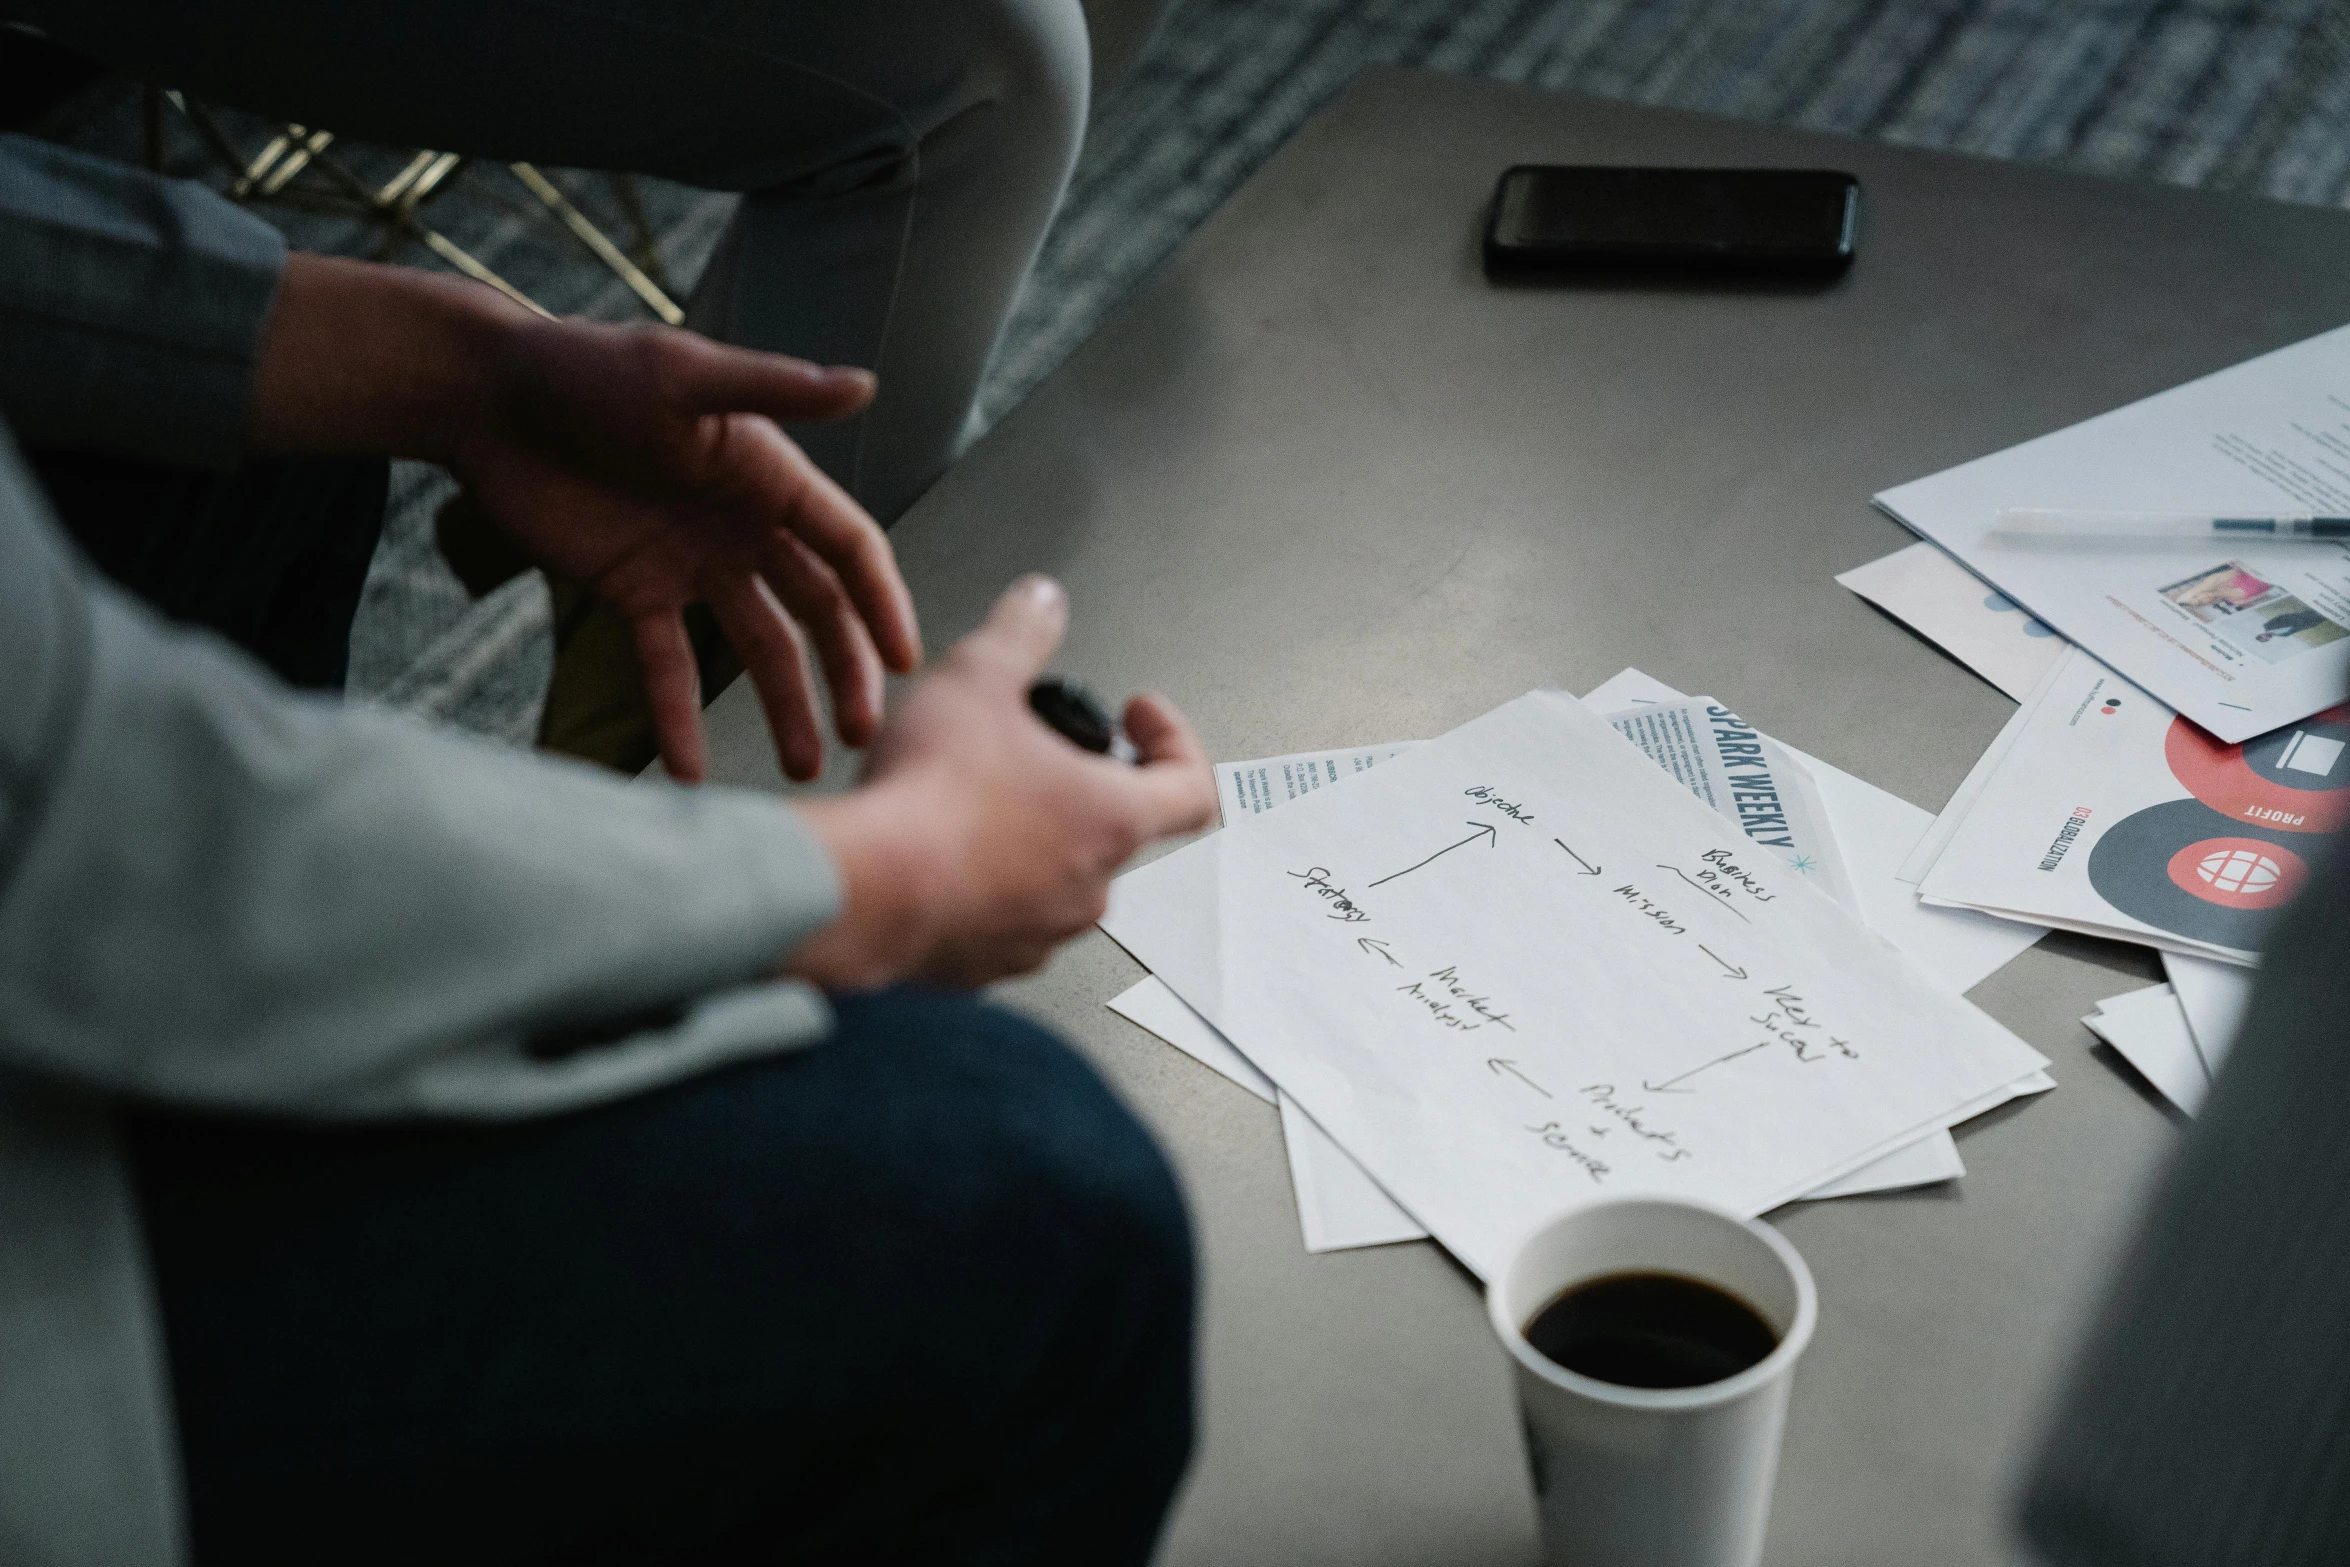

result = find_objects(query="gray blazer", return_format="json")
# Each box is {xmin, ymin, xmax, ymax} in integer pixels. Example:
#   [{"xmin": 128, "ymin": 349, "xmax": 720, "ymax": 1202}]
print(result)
[{"xmin": 0, "ymin": 136, "xmax": 842, "ymax": 1564}]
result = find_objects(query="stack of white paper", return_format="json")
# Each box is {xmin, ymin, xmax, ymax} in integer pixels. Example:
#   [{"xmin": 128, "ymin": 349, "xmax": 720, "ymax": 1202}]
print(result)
[
  {"xmin": 1886, "ymin": 637, "xmax": 2292, "ymax": 1109},
  {"xmin": 1102, "ymin": 673, "xmax": 2052, "ymax": 1267},
  {"xmin": 1840, "ymin": 524, "xmax": 2283, "ymax": 1111}
]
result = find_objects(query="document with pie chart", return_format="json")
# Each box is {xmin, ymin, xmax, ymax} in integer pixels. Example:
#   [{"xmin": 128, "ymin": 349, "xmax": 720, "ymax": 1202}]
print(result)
[{"xmin": 1908, "ymin": 646, "xmax": 2344, "ymax": 964}]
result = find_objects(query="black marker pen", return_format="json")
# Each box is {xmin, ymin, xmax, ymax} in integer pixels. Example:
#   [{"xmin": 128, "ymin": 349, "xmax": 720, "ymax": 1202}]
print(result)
[{"xmin": 1029, "ymin": 677, "xmax": 1135, "ymax": 762}]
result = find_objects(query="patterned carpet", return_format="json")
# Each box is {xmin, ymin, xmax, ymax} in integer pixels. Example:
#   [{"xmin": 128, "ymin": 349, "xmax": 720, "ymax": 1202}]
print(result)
[{"xmin": 37, "ymin": 0, "xmax": 2350, "ymax": 742}]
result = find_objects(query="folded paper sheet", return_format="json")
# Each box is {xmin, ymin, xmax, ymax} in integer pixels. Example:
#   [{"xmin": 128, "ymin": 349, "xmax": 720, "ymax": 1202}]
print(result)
[
  {"xmin": 2164, "ymin": 950, "xmax": 2252, "ymax": 1079},
  {"xmin": 2084, "ymin": 984, "xmax": 2209, "ymax": 1114},
  {"xmin": 1106, "ymin": 690, "xmax": 2051, "ymax": 1280}
]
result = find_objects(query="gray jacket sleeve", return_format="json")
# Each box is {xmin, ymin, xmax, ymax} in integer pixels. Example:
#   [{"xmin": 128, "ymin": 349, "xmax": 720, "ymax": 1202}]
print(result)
[
  {"xmin": 0, "ymin": 428, "xmax": 841, "ymax": 1119},
  {"xmin": 2018, "ymin": 843, "xmax": 2350, "ymax": 1565},
  {"xmin": 0, "ymin": 132, "xmax": 285, "ymax": 470}
]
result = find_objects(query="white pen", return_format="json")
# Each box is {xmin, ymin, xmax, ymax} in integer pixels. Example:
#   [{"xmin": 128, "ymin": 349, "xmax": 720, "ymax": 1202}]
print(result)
[{"xmin": 1990, "ymin": 507, "xmax": 2350, "ymax": 543}]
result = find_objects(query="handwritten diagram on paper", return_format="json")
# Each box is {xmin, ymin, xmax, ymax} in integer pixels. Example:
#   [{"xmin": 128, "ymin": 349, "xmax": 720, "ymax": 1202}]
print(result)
[{"xmin": 1110, "ymin": 689, "xmax": 2048, "ymax": 1280}]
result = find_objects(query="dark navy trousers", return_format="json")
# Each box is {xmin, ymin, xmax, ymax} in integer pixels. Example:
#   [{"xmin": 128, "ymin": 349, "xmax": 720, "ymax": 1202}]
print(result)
[{"xmin": 127, "ymin": 990, "xmax": 1196, "ymax": 1565}]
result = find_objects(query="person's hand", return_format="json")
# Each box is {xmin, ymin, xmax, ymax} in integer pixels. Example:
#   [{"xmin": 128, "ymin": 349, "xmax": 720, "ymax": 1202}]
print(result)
[
  {"xmin": 788, "ymin": 576, "xmax": 1218, "ymax": 991},
  {"xmin": 248, "ymin": 255, "xmax": 921, "ymax": 782},
  {"xmin": 445, "ymin": 317, "xmax": 919, "ymax": 782}
]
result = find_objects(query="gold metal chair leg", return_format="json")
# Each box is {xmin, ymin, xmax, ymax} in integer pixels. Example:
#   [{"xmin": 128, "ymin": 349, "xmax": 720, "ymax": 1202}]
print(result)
[
  {"xmin": 163, "ymin": 93, "xmax": 552, "ymax": 320},
  {"xmin": 307, "ymin": 146, "xmax": 553, "ymax": 319},
  {"xmin": 160, "ymin": 94, "xmax": 681, "ymax": 329},
  {"xmin": 605, "ymin": 173, "xmax": 674, "ymax": 298},
  {"xmin": 256, "ymin": 127, "xmax": 334, "ymax": 197},
  {"xmin": 510, "ymin": 162, "xmax": 684, "ymax": 324}
]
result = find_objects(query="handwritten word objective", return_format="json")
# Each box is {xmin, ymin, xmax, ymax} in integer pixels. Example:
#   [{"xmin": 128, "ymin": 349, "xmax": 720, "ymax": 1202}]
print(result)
[{"xmin": 1462, "ymin": 785, "xmax": 1536, "ymax": 825}]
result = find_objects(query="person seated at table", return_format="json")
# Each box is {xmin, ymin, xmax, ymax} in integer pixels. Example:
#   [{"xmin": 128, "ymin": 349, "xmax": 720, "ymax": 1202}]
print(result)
[
  {"xmin": 0, "ymin": 120, "xmax": 1216, "ymax": 1567},
  {"xmin": 7, "ymin": 0, "xmax": 1095, "ymax": 775}
]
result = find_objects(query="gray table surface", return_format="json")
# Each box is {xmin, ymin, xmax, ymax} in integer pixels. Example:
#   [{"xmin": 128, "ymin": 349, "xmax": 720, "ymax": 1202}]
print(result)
[{"xmin": 700, "ymin": 67, "xmax": 2350, "ymax": 1567}]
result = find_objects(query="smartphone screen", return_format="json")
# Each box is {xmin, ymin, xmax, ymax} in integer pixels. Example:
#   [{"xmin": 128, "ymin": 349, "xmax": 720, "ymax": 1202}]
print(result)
[{"xmin": 1485, "ymin": 166, "xmax": 1859, "ymax": 277}]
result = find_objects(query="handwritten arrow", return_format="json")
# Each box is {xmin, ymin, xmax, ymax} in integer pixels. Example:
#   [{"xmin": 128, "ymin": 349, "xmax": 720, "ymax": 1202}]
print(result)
[
  {"xmin": 1369, "ymin": 822, "xmax": 1497, "ymax": 888},
  {"xmin": 1697, "ymin": 944, "xmax": 1747, "ymax": 981},
  {"xmin": 1643, "ymin": 1039, "xmax": 1777, "ymax": 1094},
  {"xmin": 1488, "ymin": 1059, "xmax": 1553, "ymax": 1098},
  {"xmin": 1356, "ymin": 937, "xmax": 1401, "ymax": 967},
  {"xmin": 1553, "ymin": 838, "xmax": 1601, "ymax": 876}
]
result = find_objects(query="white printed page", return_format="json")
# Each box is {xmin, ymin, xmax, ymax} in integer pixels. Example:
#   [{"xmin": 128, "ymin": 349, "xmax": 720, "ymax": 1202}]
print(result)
[
  {"xmin": 1836, "ymin": 541, "xmax": 2069, "ymax": 702},
  {"xmin": 1124, "ymin": 689, "xmax": 2048, "ymax": 1281},
  {"xmin": 1607, "ymin": 697, "xmax": 1857, "ymax": 911},
  {"xmin": 1588, "ymin": 670, "xmax": 2048, "ymax": 999},
  {"xmin": 1216, "ymin": 744, "xmax": 1416, "ymax": 821},
  {"xmin": 1914, "ymin": 647, "xmax": 2348, "ymax": 963},
  {"xmin": 1876, "ymin": 323, "xmax": 2350, "ymax": 742}
]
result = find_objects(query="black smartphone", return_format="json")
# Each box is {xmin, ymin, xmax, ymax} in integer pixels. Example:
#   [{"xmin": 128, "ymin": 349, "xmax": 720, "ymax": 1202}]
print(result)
[{"xmin": 1484, "ymin": 165, "xmax": 1860, "ymax": 278}]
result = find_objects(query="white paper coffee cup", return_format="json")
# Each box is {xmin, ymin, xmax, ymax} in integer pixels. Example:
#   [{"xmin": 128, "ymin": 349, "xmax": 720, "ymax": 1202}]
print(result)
[{"xmin": 1488, "ymin": 1198, "xmax": 1817, "ymax": 1567}]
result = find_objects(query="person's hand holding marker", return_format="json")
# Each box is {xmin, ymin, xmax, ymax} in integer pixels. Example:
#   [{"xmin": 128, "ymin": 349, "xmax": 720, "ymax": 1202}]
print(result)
[{"xmin": 790, "ymin": 576, "xmax": 1218, "ymax": 991}]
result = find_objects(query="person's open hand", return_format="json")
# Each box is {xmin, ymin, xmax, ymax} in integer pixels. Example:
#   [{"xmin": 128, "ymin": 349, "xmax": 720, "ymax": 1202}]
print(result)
[
  {"xmin": 447, "ymin": 317, "xmax": 919, "ymax": 782},
  {"xmin": 247, "ymin": 255, "xmax": 920, "ymax": 783},
  {"xmin": 789, "ymin": 576, "xmax": 1218, "ymax": 991}
]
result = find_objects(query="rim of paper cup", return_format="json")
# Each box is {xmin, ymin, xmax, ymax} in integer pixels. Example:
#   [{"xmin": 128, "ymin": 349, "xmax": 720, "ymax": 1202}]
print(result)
[{"xmin": 1486, "ymin": 1198, "xmax": 1819, "ymax": 1412}]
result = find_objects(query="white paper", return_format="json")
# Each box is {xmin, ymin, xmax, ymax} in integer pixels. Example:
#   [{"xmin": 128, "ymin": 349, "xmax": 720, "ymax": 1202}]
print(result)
[
  {"xmin": 1606, "ymin": 697, "xmax": 1857, "ymax": 909},
  {"xmin": 2162, "ymin": 949, "xmax": 2254, "ymax": 1086},
  {"xmin": 1278, "ymin": 1092, "xmax": 1429, "ymax": 1252},
  {"xmin": 1109, "ymin": 690, "xmax": 2051, "ymax": 1280},
  {"xmin": 1112, "ymin": 972, "xmax": 1430, "ymax": 1245},
  {"xmin": 1587, "ymin": 674, "xmax": 2053, "ymax": 1178},
  {"xmin": 1837, "ymin": 541, "xmax": 2069, "ymax": 701},
  {"xmin": 1590, "ymin": 672, "xmax": 2049, "ymax": 1001},
  {"xmin": 1911, "ymin": 646, "xmax": 2347, "ymax": 963},
  {"xmin": 1108, "ymin": 972, "xmax": 1275, "ymax": 1103},
  {"xmin": 2084, "ymin": 983, "xmax": 2208, "ymax": 1114},
  {"xmin": 1876, "ymin": 324, "xmax": 2350, "ymax": 743},
  {"xmin": 1216, "ymin": 744, "xmax": 1416, "ymax": 821},
  {"xmin": 1897, "ymin": 652, "xmax": 2070, "ymax": 885},
  {"xmin": 1802, "ymin": 1128, "xmax": 1967, "ymax": 1197},
  {"xmin": 1113, "ymin": 966, "xmax": 1968, "ymax": 1247},
  {"xmin": 1113, "ymin": 678, "xmax": 2047, "ymax": 1257}
]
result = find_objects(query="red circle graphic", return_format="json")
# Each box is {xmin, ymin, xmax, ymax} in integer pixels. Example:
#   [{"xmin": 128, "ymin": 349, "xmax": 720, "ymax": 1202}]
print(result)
[
  {"xmin": 2163, "ymin": 708, "xmax": 2350, "ymax": 835},
  {"xmin": 2164, "ymin": 836, "xmax": 2309, "ymax": 910}
]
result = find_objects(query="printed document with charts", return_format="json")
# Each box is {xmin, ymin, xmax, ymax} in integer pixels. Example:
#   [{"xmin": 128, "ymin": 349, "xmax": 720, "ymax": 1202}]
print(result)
[
  {"xmin": 1905, "ymin": 646, "xmax": 2350, "ymax": 964},
  {"xmin": 1105, "ymin": 689, "xmax": 2048, "ymax": 1281},
  {"xmin": 1876, "ymin": 323, "xmax": 2350, "ymax": 743}
]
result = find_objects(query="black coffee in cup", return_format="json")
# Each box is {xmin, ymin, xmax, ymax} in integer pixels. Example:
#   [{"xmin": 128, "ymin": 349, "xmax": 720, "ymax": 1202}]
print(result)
[{"xmin": 1524, "ymin": 1270, "xmax": 1778, "ymax": 1389}]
